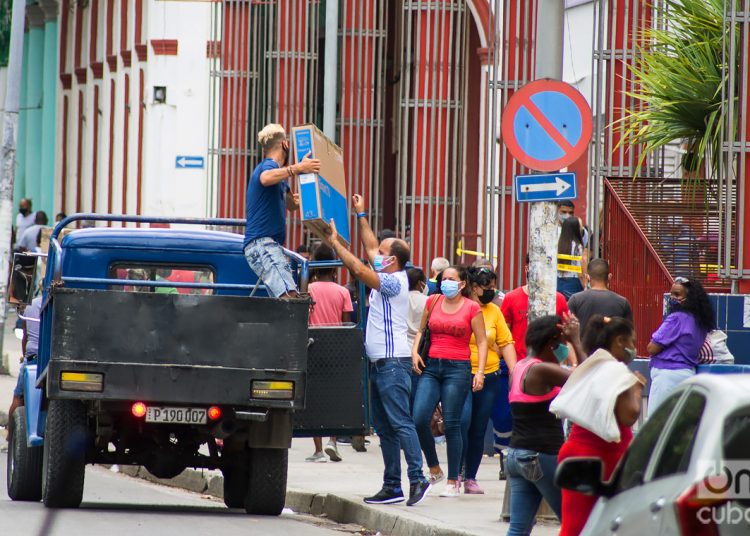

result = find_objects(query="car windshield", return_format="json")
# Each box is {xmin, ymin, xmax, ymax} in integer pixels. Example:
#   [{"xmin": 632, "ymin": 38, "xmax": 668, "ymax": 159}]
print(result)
[{"xmin": 108, "ymin": 264, "xmax": 215, "ymax": 295}]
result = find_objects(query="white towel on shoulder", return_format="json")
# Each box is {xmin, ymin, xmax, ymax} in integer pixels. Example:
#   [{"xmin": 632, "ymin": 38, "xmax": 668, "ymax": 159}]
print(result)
[{"xmin": 549, "ymin": 348, "xmax": 638, "ymax": 443}]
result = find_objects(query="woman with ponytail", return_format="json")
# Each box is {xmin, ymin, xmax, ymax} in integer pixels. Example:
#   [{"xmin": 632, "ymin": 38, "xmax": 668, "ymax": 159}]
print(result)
[{"xmin": 552, "ymin": 315, "xmax": 646, "ymax": 536}]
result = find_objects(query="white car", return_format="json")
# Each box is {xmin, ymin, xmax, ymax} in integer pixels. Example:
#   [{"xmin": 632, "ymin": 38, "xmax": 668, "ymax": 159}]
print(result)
[{"xmin": 556, "ymin": 374, "xmax": 750, "ymax": 536}]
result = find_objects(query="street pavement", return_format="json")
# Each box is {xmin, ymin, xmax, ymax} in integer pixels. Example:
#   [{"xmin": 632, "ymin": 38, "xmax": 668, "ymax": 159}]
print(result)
[{"xmin": 0, "ymin": 454, "xmax": 354, "ymax": 536}]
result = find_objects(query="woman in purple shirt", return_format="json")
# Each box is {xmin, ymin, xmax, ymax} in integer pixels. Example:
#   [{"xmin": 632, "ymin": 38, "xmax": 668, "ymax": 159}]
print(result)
[{"xmin": 646, "ymin": 277, "xmax": 715, "ymax": 414}]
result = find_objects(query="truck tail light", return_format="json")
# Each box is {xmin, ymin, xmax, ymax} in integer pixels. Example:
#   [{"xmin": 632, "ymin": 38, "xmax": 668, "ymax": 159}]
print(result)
[
  {"xmin": 207, "ymin": 406, "xmax": 222, "ymax": 421},
  {"xmin": 60, "ymin": 371, "xmax": 104, "ymax": 392},
  {"xmin": 251, "ymin": 380, "xmax": 294, "ymax": 400},
  {"xmin": 675, "ymin": 478, "xmax": 729, "ymax": 536},
  {"xmin": 131, "ymin": 402, "xmax": 147, "ymax": 418}
]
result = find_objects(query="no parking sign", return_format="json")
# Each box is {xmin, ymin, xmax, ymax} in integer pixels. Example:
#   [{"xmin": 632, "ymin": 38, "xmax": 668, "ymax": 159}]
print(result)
[{"xmin": 501, "ymin": 80, "xmax": 593, "ymax": 173}]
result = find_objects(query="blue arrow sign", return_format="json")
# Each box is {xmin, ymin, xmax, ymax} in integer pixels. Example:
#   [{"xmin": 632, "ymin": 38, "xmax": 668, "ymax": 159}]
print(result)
[
  {"xmin": 175, "ymin": 156, "xmax": 205, "ymax": 169},
  {"xmin": 514, "ymin": 172, "xmax": 577, "ymax": 203}
]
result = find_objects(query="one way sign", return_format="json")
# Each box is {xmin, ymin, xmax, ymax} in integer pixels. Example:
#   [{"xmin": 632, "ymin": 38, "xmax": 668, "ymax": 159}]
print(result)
[
  {"xmin": 514, "ymin": 172, "xmax": 577, "ymax": 203},
  {"xmin": 175, "ymin": 156, "xmax": 205, "ymax": 169}
]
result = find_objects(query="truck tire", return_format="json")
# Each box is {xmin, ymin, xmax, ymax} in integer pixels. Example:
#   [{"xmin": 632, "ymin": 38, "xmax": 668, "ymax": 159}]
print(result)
[
  {"xmin": 244, "ymin": 448, "xmax": 288, "ymax": 516},
  {"xmin": 6, "ymin": 407, "xmax": 43, "ymax": 501},
  {"xmin": 221, "ymin": 456, "xmax": 249, "ymax": 509},
  {"xmin": 42, "ymin": 399, "xmax": 88, "ymax": 508}
]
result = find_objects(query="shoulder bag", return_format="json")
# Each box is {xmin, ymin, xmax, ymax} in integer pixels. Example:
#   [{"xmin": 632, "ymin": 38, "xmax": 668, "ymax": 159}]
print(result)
[{"xmin": 417, "ymin": 295, "xmax": 442, "ymax": 367}]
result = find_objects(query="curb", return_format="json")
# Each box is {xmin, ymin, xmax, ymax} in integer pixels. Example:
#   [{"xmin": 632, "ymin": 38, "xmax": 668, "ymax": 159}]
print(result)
[{"xmin": 113, "ymin": 465, "xmax": 477, "ymax": 536}]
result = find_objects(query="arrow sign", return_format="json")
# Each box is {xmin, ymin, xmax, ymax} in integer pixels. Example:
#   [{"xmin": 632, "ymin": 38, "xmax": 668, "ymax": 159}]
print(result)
[
  {"xmin": 515, "ymin": 172, "xmax": 577, "ymax": 203},
  {"xmin": 175, "ymin": 156, "xmax": 205, "ymax": 169}
]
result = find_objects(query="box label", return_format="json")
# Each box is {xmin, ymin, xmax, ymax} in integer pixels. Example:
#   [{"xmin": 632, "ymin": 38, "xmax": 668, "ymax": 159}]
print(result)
[
  {"xmin": 294, "ymin": 129, "xmax": 313, "ymax": 162},
  {"xmin": 318, "ymin": 175, "xmax": 351, "ymax": 245}
]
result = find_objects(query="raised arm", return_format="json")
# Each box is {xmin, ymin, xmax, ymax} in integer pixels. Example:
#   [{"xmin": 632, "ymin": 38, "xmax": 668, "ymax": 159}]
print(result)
[
  {"xmin": 259, "ymin": 152, "xmax": 320, "ymax": 187},
  {"xmin": 352, "ymin": 194, "xmax": 379, "ymax": 263},
  {"xmin": 325, "ymin": 219, "xmax": 382, "ymax": 291}
]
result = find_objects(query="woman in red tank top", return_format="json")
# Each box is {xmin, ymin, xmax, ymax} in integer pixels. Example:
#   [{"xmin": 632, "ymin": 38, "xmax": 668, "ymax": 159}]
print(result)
[{"xmin": 556, "ymin": 316, "xmax": 645, "ymax": 536}]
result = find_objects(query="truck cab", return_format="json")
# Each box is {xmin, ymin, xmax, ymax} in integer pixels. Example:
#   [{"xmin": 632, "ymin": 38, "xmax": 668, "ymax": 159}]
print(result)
[{"xmin": 6, "ymin": 214, "xmax": 367, "ymax": 516}]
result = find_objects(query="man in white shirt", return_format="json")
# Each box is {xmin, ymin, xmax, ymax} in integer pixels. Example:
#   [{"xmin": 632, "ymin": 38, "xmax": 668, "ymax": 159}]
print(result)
[
  {"xmin": 16, "ymin": 211, "xmax": 49, "ymax": 252},
  {"xmin": 15, "ymin": 198, "xmax": 35, "ymax": 245},
  {"xmin": 324, "ymin": 194, "xmax": 431, "ymax": 507}
]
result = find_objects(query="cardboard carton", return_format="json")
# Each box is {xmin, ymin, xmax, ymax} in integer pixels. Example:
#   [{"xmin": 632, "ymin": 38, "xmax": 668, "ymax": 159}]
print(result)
[{"xmin": 290, "ymin": 124, "xmax": 351, "ymax": 246}]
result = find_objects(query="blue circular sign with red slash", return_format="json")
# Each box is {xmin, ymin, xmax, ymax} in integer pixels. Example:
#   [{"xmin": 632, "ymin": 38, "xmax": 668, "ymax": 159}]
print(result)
[{"xmin": 501, "ymin": 79, "xmax": 593, "ymax": 172}]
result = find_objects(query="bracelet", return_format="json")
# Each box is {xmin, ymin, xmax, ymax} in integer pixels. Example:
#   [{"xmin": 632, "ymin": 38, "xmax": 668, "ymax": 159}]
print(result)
[{"xmin": 356, "ymin": 211, "xmax": 367, "ymax": 218}]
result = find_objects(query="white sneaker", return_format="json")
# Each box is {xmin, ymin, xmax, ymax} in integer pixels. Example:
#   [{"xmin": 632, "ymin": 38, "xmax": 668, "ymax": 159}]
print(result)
[
  {"xmin": 325, "ymin": 442, "xmax": 342, "ymax": 462},
  {"xmin": 305, "ymin": 451, "xmax": 327, "ymax": 463},
  {"xmin": 439, "ymin": 482, "xmax": 461, "ymax": 498}
]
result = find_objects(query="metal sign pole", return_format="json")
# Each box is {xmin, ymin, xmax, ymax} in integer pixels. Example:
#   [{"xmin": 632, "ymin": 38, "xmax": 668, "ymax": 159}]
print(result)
[{"xmin": 528, "ymin": 0, "xmax": 565, "ymax": 322}]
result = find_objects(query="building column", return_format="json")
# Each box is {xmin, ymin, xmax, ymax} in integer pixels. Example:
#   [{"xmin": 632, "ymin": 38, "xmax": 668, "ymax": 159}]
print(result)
[
  {"xmin": 14, "ymin": 31, "xmax": 29, "ymax": 208},
  {"xmin": 24, "ymin": 6, "xmax": 45, "ymax": 210},
  {"xmin": 40, "ymin": 0, "xmax": 59, "ymax": 217}
]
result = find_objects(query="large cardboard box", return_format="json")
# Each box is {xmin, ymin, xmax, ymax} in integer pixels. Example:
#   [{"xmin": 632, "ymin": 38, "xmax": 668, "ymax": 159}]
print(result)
[{"xmin": 291, "ymin": 124, "xmax": 351, "ymax": 246}]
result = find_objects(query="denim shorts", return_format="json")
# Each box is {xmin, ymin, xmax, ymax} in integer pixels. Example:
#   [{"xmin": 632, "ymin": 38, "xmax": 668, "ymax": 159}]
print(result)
[{"xmin": 244, "ymin": 237, "xmax": 297, "ymax": 298}]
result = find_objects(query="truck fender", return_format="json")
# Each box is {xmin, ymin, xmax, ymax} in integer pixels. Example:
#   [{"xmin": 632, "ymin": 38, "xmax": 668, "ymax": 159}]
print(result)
[{"xmin": 23, "ymin": 364, "xmax": 45, "ymax": 447}]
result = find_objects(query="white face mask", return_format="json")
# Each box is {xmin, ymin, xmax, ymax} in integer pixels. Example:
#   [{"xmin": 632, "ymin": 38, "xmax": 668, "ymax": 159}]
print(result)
[{"xmin": 421, "ymin": 283, "xmax": 429, "ymax": 295}]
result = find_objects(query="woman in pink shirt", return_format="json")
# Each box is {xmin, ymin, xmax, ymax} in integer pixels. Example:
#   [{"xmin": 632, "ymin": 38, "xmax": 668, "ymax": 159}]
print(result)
[
  {"xmin": 411, "ymin": 266, "xmax": 488, "ymax": 497},
  {"xmin": 306, "ymin": 244, "xmax": 353, "ymax": 463}
]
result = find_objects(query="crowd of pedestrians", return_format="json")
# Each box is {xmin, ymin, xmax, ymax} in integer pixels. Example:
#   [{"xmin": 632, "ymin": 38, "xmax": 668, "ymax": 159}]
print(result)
[{"xmin": 237, "ymin": 125, "xmax": 718, "ymax": 535}]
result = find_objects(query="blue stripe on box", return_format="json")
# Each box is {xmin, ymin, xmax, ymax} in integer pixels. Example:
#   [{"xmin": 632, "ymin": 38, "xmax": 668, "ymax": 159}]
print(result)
[
  {"xmin": 299, "ymin": 175, "xmax": 320, "ymax": 219},
  {"xmin": 294, "ymin": 129, "xmax": 313, "ymax": 162},
  {"xmin": 318, "ymin": 175, "xmax": 351, "ymax": 244}
]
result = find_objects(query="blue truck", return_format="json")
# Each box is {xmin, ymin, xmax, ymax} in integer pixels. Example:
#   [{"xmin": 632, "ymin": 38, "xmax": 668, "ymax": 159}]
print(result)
[{"xmin": 5, "ymin": 214, "xmax": 366, "ymax": 515}]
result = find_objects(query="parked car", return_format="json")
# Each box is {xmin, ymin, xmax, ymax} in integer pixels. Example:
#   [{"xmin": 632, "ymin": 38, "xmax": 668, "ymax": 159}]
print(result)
[{"xmin": 556, "ymin": 374, "xmax": 750, "ymax": 536}]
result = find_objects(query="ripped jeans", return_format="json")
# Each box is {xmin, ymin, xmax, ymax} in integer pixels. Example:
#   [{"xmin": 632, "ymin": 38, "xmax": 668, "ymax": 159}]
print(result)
[{"xmin": 505, "ymin": 447, "xmax": 562, "ymax": 536}]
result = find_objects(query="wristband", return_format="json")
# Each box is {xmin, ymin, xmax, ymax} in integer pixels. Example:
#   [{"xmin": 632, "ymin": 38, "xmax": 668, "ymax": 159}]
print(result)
[{"xmin": 356, "ymin": 212, "xmax": 367, "ymax": 218}]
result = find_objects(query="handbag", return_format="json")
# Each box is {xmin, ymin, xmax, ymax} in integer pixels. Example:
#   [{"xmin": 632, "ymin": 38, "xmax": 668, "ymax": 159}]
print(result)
[
  {"xmin": 698, "ymin": 330, "xmax": 735, "ymax": 364},
  {"xmin": 417, "ymin": 295, "xmax": 442, "ymax": 366},
  {"xmin": 430, "ymin": 404, "xmax": 445, "ymax": 437}
]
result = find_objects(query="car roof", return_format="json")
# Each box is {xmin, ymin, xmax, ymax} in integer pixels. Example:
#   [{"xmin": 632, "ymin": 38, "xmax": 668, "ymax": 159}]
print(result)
[
  {"xmin": 60, "ymin": 227, "xmax": 244, "ymax": 254},
  {"xmin": 682, "ymin": 373, "xmax": 750, "ymax": 406}
]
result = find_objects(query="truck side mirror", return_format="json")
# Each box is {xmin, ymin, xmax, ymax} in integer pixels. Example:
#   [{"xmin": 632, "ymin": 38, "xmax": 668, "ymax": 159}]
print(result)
[
  {"xmin": 555, "ymin": 458, "xmax": 610, "ymax": 497},
  {"xmin": 9, "ymin": 252, "xmax": 38, "ymax": 305}
]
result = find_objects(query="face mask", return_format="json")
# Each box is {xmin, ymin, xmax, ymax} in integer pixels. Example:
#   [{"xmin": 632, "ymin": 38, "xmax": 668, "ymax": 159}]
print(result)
[
  {"xmin": 373, "ymin": 255, "xmax": 394, "ymax": 272},
  {"xmin": 623, "ymin": 346, "xmax": 637, "ymax": 364},
  {"xmin": 668, "ymin": 297, "xmax": 683, "ymax": 313},
  {"xmin": 552, "ymin": 343, "xmax": 569, "ymax": 363},
  {"xmin": 421, "ymin": 284, "xmax": 429, "ymax": 296},
  {"xmin": 558, "ymin": 213, "xmax": 571, "ymax": 224},
  {"xmin": 19, "ymin": 208, "xmax": 29, "ymax": 216},
  {"xmin": 441, "ymin": 280, "xmax": 461, "ymax": 298},
  {"xmin": 478, "ymin": 289, "xmax": 495, "ymax": 305}
]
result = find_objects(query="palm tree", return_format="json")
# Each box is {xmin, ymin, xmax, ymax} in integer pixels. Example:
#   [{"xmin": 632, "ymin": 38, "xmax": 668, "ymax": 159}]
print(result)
[{"xmin": 618, "ymin": 0, "xmax": 734, "ymax": 184}]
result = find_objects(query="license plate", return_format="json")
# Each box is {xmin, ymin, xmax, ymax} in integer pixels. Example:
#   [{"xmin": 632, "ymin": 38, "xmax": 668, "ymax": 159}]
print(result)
[{"xmin": 145, "ymin": 406, "xmax": 207, "ymax": 425}]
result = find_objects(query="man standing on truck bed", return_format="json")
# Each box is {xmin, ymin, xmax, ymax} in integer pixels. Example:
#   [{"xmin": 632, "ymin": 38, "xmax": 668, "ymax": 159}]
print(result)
[
  {"xmin": 244, "ymin": 123, "xmax": 321, "ymax": 298},
  {"xmin": 323, "ymin": 194, "xmax": 431, "ymax": 507}
]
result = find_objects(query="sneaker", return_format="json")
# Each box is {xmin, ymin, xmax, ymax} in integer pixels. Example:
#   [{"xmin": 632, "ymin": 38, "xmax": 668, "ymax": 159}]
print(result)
[
  {"xmin": 463, "ymin": 479, "xmax": 485, "ymax": 494},
  {"xmin": 305, "ymin": 451, "xmax": 327, "ymax": 463},
  {"xmin": 364, "ymin": 487, "xmax": 405, "ymax": 504},
  {"xmin": 351, "ymin": 435, "xmax": 367, "ymax": 452},
  {"xmin": 406, "ymin": 480, "xmax": 431, "ymax": 506},
  {"xmin": 439, "ymin": 482, "xmax": 461, "ymax": 498},
  {"xmin": 337, "ymin": 437, "xmax": 353, "ymax": 445},
  {"xmin": 325, "ymin": 442, "xmax": 342, "ymax": 462},
  {"xmin": 428, "ymin": 470, "xmax": 445, "ymax": 486}
]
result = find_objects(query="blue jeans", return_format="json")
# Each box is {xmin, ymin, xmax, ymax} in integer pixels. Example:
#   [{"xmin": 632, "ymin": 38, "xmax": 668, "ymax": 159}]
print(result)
[
  {"xmin": 491, "ymin": 369, "xmax": 512, "ymax": 452},
  {"xmin": 557, "ymin": 277, "xmax": 583, "ymax": 300},
  {"xmin": 460, "ymin": 370, "xmax": 503, "ymax": 479},
  {"xmin": 412, "ymin": 358, "xmax": 472, "ymax": 480},
  {"xmin": 243, "ymin": 237, "xmax": 296, "ymax": 297},
  {"xmin": 506, "ymin": 448, "xmax": 562, "ymax": 536},
  {"xmin": 369, "ymin": 358, "xmax": 426, "ymax": 490}
]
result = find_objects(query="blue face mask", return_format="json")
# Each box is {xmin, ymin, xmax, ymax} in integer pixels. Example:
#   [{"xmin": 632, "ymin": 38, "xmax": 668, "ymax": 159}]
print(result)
[
  {"xmin": 373, "ymin": 255, "xmax": 394, "ymax": 272},
  {"xmin": 553, "ymin": 343, "xmax": 569, "ymax": 364},
  {"xmin": 441, "ymin": 280, "xmax": 461, "ymax": 298},
  {"xmin": 668, "ymin": 297, "xmax": 683, "ymax": 313}
]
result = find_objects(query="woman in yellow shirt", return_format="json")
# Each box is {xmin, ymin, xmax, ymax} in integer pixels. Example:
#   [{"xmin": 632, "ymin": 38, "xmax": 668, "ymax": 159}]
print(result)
[{"xmin": 460, "ymin": 267, "xmax": 517, "ymax": 494}]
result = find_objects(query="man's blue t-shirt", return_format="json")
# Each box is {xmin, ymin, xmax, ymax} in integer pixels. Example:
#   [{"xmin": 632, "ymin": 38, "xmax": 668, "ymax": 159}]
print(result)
[{"xmin": 244, "ymin": 158, "xmax": 290, "ymax": 248}]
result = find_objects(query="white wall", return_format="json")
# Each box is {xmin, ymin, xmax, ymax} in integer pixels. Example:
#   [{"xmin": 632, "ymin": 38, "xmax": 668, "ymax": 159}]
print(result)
[
  {"xmin": 0, "ymin": 67, "xmax": 7, "ymax": 132},
  {"xmin": 143, "ymin": 0, "xmax": 212, "ymax": 218},
  {"xmin": 564, "ymin": 0, "xmax": 595, "ymax": 105}
]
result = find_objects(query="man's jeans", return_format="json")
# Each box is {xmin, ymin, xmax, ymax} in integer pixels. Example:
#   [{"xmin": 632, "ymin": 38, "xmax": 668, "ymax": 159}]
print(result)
[
  {"xmin": 460, "ymin": 369, "xmax": 503, "ymax": 479},
  {"xmin": 369, "ymin": 358, "xmax": 426, "ymax": 490},
  {"xmin": 412, "ymin": 358, "xmax": 472, "ymax": 480},
  {"xmin": 243, "ymin": 237, "xmax": 296, "ymax": 298},
  {"xmin": 506, "ymin": 447, "xmax": 562, "ymax": 536}
]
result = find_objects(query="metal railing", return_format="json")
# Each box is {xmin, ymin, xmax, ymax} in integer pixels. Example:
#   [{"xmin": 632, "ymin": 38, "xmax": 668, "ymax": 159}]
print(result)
[
  {"xmin": 606, "ymin": 178, "xmax": 734, "ymax": 292},
  {"xmin": 603, "ymin": 180, "xmax": 674, "ymax": 355}
]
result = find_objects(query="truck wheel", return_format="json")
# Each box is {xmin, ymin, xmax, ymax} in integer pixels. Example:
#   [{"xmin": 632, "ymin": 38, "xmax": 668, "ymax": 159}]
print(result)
[
  {"xmin": 42, "ymin": 400, "xmax": 88, "ymax": 508},
  {"xmin": 221, "ymin": 457, "xmax": 249, "ymax": 509},
  {"xmin": 244, "ymin": 448, "xmax": 288, "ymax": 516},
  {"xmin": 6, "ymin": 407, "xmax": 43, "ymax": 501}
]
